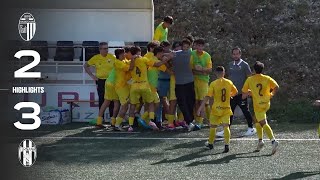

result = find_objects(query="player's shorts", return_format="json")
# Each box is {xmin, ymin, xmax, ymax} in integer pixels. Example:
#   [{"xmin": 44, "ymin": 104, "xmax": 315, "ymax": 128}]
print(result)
[
  {"xmin": 150, "ymin": 86, "xmax": 160, "ymax": 104},
  {"xmin": 168, "ymin": 75, "xmax": 177, "ymax": 101},
  {"xmin": 157, "ymin": 79, "xmax": 170, "ymax": 97},
  {"xmin": 130, "ymin": 82, "xmax": 153, "ymax": 105},
  {"xmin": 104, "ymin": 82, "xmax": 118, "ymax": 101},
  {"xmin": 255, "ymin": 111, "xmax": 267, "ymax": 122},
  {"xmin": 115, "ymin": 86, "xmax": 130, "ymax": 105},
  {"xmin": 210, "ymin": 114, "xmax": 230, "ymax": 126},
  {"xmin": 194, "ymin": 78, "xmax": 209, "ymax": 101}
]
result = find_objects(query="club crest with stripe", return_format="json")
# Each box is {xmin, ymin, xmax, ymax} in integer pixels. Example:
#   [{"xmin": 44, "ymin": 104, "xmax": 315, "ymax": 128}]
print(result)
[
  {"xmin": 18, "ymin": 12, "xmax": 36, "ymax": 41},
  {"xmin": 18, "ymin": 139, "xmax": 37, "ymax": 167}
]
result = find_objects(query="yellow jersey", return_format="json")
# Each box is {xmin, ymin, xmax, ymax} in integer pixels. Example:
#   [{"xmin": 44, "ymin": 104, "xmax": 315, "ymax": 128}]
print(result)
[
  {"xmin": 87, "ymin": 54, "xmax": 116, "ymax": 79},
  {"xmin": 147, "ymin": 56, "xmax": 167, "ymax": 89},
  {"xmin": 242, "ymin": 74, "xmax": 279, "ymax": 112},
  {"xmin": 153, "ymin": 22, "xmax": 168, "ymax": 42},
  {"xmin": 208, "ymin": 78, "xmax": 238, "ymax": 116},
  {"xmin": 131, "ymin": 57, "xmax": 155, "ymax": 84},
  {"xmin": 190, "ymin": 50, "xmax": 212, "ymax": 82},
  {"xmin": 114, "ymin": 59, "xmax": 130, "ymax": 88}
]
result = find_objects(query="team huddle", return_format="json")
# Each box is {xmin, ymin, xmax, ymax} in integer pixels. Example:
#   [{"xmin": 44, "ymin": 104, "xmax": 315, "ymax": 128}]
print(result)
[{"xmin": 84, "ymin": 16, "xmax": 319, "ymax": 155}]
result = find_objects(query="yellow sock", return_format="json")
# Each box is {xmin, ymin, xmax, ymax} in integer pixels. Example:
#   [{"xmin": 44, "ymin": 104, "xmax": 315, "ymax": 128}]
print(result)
[
  {"xmin": 205, "ymin": 104, "xmax": 211, "ymax": 119},
  {"xmin": 208, "ymin": 128, "xmax": 216, "ymax": 144},
  {"xmin": 224, "ymin": 126, "xmax": 231, "ymax": 145},
  {"xmin": 318, "ymin": 123, "xmax": 320, "ymax": 138},
  {"xmin": 256, "ymin": 123, "xmax": 263, "ymax": 140},
  {"xmin": 142, "ymin": 112, "xmax": 149, "ymax": 120},
  {"xmin": 149, "ymin": 112, "xmax": 155, "ymax": 120},
  {"xmin": 178, "ymin": 112, "xmax": 184, "ymax": 121},
  {"xmin": 165, "ymin": 114, "xmax": 169, "ymax": 120},
  {"xmin": 111, "ymin": 117, "xmax": 116, "ymax": 126},
  {"xmin": 196, "ymin": 116, "xmax": 203, "ymax": 125},
  {"xmin": 96, "ymin": 116, "xmax": 103, "ymax": 125},
  {"xmin": 263, "ymin": 123, "xmax": 275, "ymax": 140},
  {"xmin": 115, "ymin": 117, "xmax": 123, "ymax": 127},
  {"xmin": 129, "ymin": 117, "xmax": 134, "ymax": 126},
  {"xmin": 168, "ymin": 115, "xmax": 175, "ymax": 124}
]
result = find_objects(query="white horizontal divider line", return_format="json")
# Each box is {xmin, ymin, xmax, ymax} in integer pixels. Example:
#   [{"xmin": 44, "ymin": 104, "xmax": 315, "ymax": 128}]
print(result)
[{"xmin": 12, "ymin": 136, "xmax": 320, "ymax": 141}]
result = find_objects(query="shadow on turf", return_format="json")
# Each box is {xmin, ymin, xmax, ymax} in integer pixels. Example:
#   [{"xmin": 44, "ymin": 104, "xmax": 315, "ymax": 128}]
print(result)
[
  {"xmin": 185, "ymin": 151, "xmax": 271, "ymax": 167},
  {"xmin": 151, "ymin": 149, "xmax": 218, "ymax": 165},
  {"xmin": 271, "ymin": 171, "xmax": 320, "ymax": 180},
  {"xmin": 35, "ymin": 126, "xmax": 167, "ymax": 164}
]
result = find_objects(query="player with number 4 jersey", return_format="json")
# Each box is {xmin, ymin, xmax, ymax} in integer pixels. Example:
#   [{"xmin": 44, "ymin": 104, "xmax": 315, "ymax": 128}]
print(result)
[{"xmin": 127, "ymin": 46, "xmax": 170, "ymax": 132}]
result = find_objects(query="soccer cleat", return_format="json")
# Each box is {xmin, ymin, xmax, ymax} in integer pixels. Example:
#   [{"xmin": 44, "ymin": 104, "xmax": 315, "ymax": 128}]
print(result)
[
  {"xmin": 188, "ymin": 123, "xmax": 195, "ymax": 132},
  {"xmin": 149, "ymin": 121, "xmax": 159, "ymax": 131},
  {"xmin": 167, "ymin": 123, "xmax": 175, "ymax": 130},
  {"xmin": 244, "ymin": 128, "xmax": 257, "ymax": 136},
  {"xmin": 95, "ymin": 124, "xmax": 105, "ymax": 129},
  {"xmin": 216, "ymin": 130, "xmax": 224, "ymax": 137},
  {"xmin": 223, "ymin": 145, "xmax": 229, "ymax": 153},
  {"xmin": 179, "ymin": 121, "xmax": 188, "ymax": 128},
  {"xmin": 205, "ymin": 141, "xmax": 213, "ymax": 150},
  {"xmin": 114, "ymin": 126, "xmax": 124, "ymax": 132},
  {"xmin": 271, "ymin": 140, "xmax": 279, "ymax": 155},
  {"xmin": 128, "ymin": 126, "xmax": 133, "ymax": 132},
  {"xmin": 255, "ymin": 141, "xmax": 265, "ymax": 152},
  {"xmin": 194, "ymin": 124, "xmax": 202, "ymax": 131}
]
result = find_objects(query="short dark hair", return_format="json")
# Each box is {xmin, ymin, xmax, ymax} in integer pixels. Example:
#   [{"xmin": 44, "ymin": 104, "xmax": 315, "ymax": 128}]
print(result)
[
  {"xmin": 130, "ymin": 46, "xmax": 141, "ymax": 55},
  {"xmin": 216, "ymin": 66, "xmax": 225, "ymax": 72},
  {"xmin": 114, "ymin": 48, "xmax": 125, "ymax": 59},
  {"xmin": 147, "ymin": 42, "xmax": 159, "ymax": 52},
  {"xmin": 172, "ymin": 41, "xmax": 182, "ymax": 49},
  {"xmin": 163, "ymin": 16, "xmax": 173, "ymax": 24},
  {"xmin": 99, "ymin": 42, "xmax": 108, "ymax": 48},
  {"xmin": 232, "ymin": 47, "xmax": 242, "ymax": 54},
  {"xmin": 184, "ymin": 35, "xmax": 194, "ymax": 44},
  {"xmin": 154, "ymin": 46, "xmax": 164, "ymax": 56},
  {"xmin": 181, "ymin": 39, "xmax": 191, "ymax": 46},
  {"xmin": 194, "ymin": 38, "xmax": 205, "ymax": 45},
  {"xmin": 253, "ymin": 61, "xmax": 264, "ymax": 74},
  {"xmin": 124, "ymin": 46, "xmax": 131, "ymax": 53},
  {"xmin": 160, "ymin": 41, "xmax": 171, "ymax": 47}
]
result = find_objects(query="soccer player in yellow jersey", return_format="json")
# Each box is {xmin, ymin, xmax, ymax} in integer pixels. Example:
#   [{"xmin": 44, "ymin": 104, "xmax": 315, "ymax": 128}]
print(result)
[
  {"xmin": 153, "ymin": 16, "xmax": 173, "ymax": 42},
  {"xmin": 84, "ymin": 42, "xmax": 117, "ymax": 127},
  {"xmin": 191, "ymin": 38, "xmax": 212, "ymax": 129},
  {"xmin": 313, "ymin": 100, "xmax": 320, "ymax": 138},
  {"xmin": 143, "ymin": 46, "xmax": 173, "ymax": 127},
  {"xmin": 198, "ymin": 66, "xmax": 238, "ymax": 153},
  {"xmin": 127, "ymin": 46, "xmax": 170, "ymax": 132},
  {"xmin": 96, "ymin": 48, "xmax": 132, "ymax": 130},
  {"xmin": 242, "ymin": 61, "xmax": 280, "ymax": 155}
]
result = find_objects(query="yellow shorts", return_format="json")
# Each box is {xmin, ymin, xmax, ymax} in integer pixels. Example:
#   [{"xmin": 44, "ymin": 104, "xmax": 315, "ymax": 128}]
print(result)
[
  {"xmin": 194, "ymin": 78, "xmax": 209, "ymax": 101},
  {"xmin": 104, "ymin": 82, "xmax": 118, "ymax": 101},
  {"xmin": 168, "ymin": 75, "xmax": 177, "ymax": 101},
  {"xmin": 130, "ymin": 83, "xmax": 153, "ymax": 104},
  {"xmin": 115, "ymin": 86, "xmax": 130, "ymax": 105},
  {"xmin": 150, "ymin": 86, "xmax": 160, "ymax": 104},
  {"xmin": 210, "ymin": 114, "xmax": 230, "ymax": 126},
  {"xmin": 255, "ymin": 111, "xmax": 267, "ymax": 122}
]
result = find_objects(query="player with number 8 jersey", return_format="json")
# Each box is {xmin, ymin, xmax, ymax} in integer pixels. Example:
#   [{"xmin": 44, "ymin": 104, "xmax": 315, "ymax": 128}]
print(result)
[{"xmin": 197, "ymin": 66, "xmax": 238, "ymax": 152}]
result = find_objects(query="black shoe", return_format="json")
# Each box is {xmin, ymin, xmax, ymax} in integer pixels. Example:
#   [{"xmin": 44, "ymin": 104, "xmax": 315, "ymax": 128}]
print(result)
[
  {"xmin": 223, "ymin": 145, "xmax": 229, "ymax": 153},
  {"xmin": 133, "ymin": 116, "xmax": 139, "ymax": 128},
  {"xmin": 152, "ymin": 120, "xmax": 162, "ymax": 129},
  {"xmin": 205, "ymin": 141, "xmax": 214, "ymax": 150},
  {"xmin": 95, "ymin": 124, "xmax": 105, "ymax": 129}
]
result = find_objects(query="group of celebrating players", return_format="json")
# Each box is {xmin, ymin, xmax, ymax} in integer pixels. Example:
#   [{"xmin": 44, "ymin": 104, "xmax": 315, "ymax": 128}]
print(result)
[{"xmin": 84, "ymin": 16, "xmax": 320, "ymax": 155}]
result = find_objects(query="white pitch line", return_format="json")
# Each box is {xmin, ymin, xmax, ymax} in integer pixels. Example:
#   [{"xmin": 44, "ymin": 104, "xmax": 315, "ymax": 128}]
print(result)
[{"xmin": 13, "ymin": 136, "xmax": 320, "ymax": 141}]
